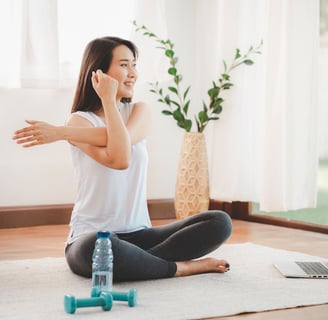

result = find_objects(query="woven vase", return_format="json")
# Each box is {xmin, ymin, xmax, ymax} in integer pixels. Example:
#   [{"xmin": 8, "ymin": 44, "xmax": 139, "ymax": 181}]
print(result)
[{"xmin": 174, "ymin": 132, "xmax": 210, "ymax": 219}]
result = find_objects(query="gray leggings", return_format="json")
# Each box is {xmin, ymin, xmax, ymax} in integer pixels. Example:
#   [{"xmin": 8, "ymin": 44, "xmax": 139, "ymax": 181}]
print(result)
[{"xmin": 65, "ymin": 210, "xmax": 232, "ymax": 282}]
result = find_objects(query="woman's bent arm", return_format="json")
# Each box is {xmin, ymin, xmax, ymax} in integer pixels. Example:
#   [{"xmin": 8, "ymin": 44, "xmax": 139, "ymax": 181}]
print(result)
[
  {"xmin": 71, "ymin": 70, "xmax": 131, "ymax": 169},
  {"xmin": 126, "ymin": 102, "xmax": 151, "ymax": 144}
]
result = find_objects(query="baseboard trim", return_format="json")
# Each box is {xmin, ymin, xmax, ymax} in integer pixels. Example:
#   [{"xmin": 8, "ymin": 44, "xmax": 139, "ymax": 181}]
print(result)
[
  {"xmin": 2, "ymin": 200, "xmax": 326, "ymax": 234},
  {"xmin": 0, "ymin": 199, "xmax": 231, "ymax": 229},
  {"xmin": 0, "ymin": 204, "xmax": 73, "ymax": 229},
  {"xmin": 0, "ymin": 200, "xmax": 177, "ymax": 229}
]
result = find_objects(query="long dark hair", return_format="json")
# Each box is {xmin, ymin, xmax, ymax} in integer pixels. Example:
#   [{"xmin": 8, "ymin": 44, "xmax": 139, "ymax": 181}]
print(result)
[{"xmin": 71, "ymin": 37, "xmax": 138, "ymax": 113}]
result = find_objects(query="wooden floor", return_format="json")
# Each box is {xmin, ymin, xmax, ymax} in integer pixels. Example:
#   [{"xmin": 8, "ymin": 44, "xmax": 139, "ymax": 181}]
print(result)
[{"xmin": 0, "ymin": 219, "xmax": 327, "ymax": 319}]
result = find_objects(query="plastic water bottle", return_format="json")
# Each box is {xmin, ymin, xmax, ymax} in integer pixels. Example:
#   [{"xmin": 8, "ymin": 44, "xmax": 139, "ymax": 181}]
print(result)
[{"xmin": 92, "ymin": 231, "xmax": 113, "ymax": 292}]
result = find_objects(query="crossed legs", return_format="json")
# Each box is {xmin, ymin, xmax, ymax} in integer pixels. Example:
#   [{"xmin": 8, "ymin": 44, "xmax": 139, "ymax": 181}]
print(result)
[{"xmin": 65, "ymin": 210, "xmax": 232, "ymax": 281}]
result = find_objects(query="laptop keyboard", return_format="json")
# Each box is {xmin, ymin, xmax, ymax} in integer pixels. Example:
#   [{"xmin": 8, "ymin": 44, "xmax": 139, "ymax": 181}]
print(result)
[{"xmin": 296, "ymin": 261, "xmax": 328, "ymax": 275}]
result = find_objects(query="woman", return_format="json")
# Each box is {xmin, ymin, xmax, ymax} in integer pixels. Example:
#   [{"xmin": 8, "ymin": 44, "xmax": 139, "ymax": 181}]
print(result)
[{"xmin": 13, "ymin": 37, "xmax": 232, "ymax": 281}]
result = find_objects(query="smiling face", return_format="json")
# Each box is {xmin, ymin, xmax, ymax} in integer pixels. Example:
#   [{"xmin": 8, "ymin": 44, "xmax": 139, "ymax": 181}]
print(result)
[{"xmin": 106, "ymin": 45, "xmax": 138, "ymax": 102}]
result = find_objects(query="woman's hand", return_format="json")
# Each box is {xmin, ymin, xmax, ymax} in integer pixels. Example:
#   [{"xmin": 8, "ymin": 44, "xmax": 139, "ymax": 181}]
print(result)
[
  {"xmin": 12, "ymin": 120, "xmax": 60, "ymax": 147},
  {"xmin": 91, "ymin": 69, "xmax": 118, "ymax": 103}
]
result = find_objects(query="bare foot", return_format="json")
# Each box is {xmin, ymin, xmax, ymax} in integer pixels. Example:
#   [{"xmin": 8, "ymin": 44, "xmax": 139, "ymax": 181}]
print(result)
[{"xmin": 175, "ymin": 258, "xmax": 230, "ymax": 277}]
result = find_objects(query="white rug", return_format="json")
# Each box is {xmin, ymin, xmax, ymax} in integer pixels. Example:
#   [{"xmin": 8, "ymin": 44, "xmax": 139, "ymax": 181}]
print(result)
[{"xmin": 1, "ymin": 243, "xmax": 327, "ymax": 320}]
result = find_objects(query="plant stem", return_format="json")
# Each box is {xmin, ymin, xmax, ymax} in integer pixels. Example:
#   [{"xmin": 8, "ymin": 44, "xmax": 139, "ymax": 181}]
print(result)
[{"xmin": 134, "ymin": 20, "xmax": 262, "ymax": 133}]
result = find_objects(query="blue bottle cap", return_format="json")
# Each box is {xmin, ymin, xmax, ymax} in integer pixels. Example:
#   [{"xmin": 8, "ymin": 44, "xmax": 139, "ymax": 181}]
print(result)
[{"xmin": 97, "ymin": 231, "xmax": 110, "ymax": 238}]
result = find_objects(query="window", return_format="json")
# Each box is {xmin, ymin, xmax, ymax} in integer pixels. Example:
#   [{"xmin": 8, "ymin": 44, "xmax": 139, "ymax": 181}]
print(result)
[{"xmin": 251, "ymin": 1, "xmax": 328, "ymax": 228}]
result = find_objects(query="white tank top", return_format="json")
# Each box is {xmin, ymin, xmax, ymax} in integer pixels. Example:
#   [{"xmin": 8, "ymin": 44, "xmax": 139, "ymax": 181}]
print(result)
[{"xmin": 67, "ymin": 103, "xmax": 152, "ymax": 244}]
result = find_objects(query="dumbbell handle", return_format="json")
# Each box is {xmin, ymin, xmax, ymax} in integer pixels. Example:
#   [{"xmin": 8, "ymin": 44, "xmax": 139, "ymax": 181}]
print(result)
[
  {"xmin": 64, "ymin": 292, "xmax": 113, "ymax": 314},
  {"xmin": 114, "ymin": 289, "xmax": 137, "ymax": 306},
  {"xmin": 91, "ymin": 287, "xmax": 137, "ymax": 307},
  {"xmin": 111, "ymin": 291, "xmax": 128, "ymax": 300},
  {"xmin": 76, "ymin": 296, "xmax": 105, "ymax": 308}
]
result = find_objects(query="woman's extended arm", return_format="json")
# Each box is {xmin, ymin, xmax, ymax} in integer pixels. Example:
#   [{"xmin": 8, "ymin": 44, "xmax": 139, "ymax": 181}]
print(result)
[
  {"xmin": 13, "ymin": 120, "xmax": 107, "ymax": 147},
  {"xmin": 13, "ymin": 100, "xmax": 151, "ymax": 148}
]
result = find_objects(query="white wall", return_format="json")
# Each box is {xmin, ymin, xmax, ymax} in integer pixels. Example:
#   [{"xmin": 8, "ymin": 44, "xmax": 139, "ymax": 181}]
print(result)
[{"xmin": 0, "ymin": 85, "xmax": 182, "ymax": 206}]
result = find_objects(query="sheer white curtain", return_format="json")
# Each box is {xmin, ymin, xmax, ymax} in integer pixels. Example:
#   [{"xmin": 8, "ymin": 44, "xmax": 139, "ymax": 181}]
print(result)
[
  {"xmin": 0, "ymin": 0, "xmax": 136, "ymax": 88},
  {"xmin": 0, "ymin": 0, "xmax": 23, "ymax": 87},
  {"xmin": 130, "ymin": 0, "xmax": 168, "ymax": 85},
  {"xmin": 318, "ymin": 45, "xmax": 328, "ymax": 158},
  {"xmin": 207, "ymin": 0, "xmax": 319, "ymax": 211},
  {"xmin": 21, "ymin": 0, "xmax": 59, "ymax": 87}
]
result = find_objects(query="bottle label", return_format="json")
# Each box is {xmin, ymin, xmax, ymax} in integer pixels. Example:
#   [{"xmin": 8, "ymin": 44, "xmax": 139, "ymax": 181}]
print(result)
[{"xmin": 92, "ymin": 271, "xmax": 112, "ymax": 291}]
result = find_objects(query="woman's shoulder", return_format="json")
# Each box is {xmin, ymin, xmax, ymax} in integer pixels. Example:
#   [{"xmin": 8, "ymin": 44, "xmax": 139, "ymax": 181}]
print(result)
[
  {"xmin": 66, "ymin": 111, "xmax": 102, "ymax": 127},
  {"xmin": 122, "ymin": 101, "xmax": 149, "ymax": 109},
  {"xmin": 71, "ymin": 110, "xmax": 94, "ymax": 118},
  {"xmin": 133, "ymin": 101, "xmax": 149, "ymax": 109},
  {"xmin": 120, "ymin": 101, "xmax": 149, "ymax": 118},
  {"xmin": 130, "ymin": 101, "xmax": 150, "ymax": 115}
]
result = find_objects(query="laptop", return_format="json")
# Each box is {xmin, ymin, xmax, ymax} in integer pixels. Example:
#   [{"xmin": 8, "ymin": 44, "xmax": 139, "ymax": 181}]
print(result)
[{"xmin": 274, "ymin": 260, "xmax": 328, "ymax": 279}]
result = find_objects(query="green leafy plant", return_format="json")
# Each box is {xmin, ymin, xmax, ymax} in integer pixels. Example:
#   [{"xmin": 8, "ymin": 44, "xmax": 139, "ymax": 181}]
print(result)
[{"xmin": 134, "ymin": 21, "xmax": 262, "ymax": 133}]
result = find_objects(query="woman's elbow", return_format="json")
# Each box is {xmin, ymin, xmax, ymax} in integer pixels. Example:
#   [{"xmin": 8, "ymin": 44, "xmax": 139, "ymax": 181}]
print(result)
[
  {"xmin": 112, "ymin": 159, "xmax": 130, "ymax": 170},
  {"xmin": 106, "ymin": 153, "xmax": 131, "ymax": 170}
]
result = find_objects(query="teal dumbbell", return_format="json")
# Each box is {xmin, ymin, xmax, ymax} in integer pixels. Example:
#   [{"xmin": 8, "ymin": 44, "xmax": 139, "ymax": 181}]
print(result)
[
  {"xmin": 91, "ymin": 287, "xmax": 137, "ymax": 307},
  {"xmin": 64, "ymin": 291, "xmax": 113, "ymax": 314}
]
